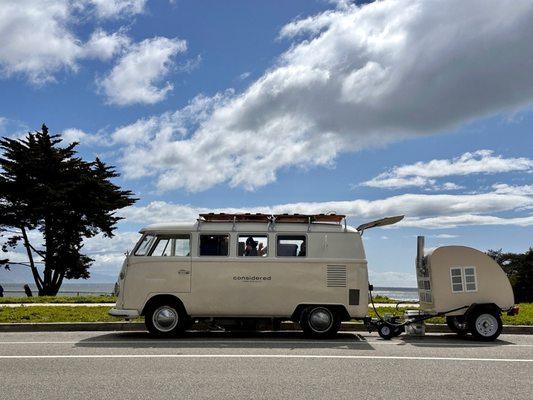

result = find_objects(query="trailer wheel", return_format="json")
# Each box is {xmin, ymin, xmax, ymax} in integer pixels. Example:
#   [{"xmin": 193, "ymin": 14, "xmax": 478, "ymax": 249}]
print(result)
[
  {"xmin": 446, "ymin": 316, "xmax": 468, "ymax": 336},
  {"xmin": 300, "ymin": 306, "xmax": 341, "ymax": 338},
  {"xmin": 468, "ymin": 310, "xmax": 502, "ymax": 341},
  {"xmin": 145, "ymin": 302, "xmax": 188, "ymax": 337},
  {"xmin": 377, "ymin": 322, "xmax": 396, "ymax": 340}
]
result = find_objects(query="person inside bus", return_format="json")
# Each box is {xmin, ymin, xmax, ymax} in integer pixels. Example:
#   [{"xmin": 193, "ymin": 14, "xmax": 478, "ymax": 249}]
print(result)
[
  {"xmin": 245, "ymin": 236, "xmax": 259, "ymax": 256},
  {"xmin": 298, "ymin": 241, "xmax": 306, "ymax": 257},
  {"xmin": 258, "ymin": 242, "xmax": 267, "ymax": 256}
]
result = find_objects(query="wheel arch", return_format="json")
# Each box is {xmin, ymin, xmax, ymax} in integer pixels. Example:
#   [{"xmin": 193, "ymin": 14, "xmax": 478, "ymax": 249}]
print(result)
[
  {"xmin": 464, "ymin": 303, "xmax": 502, "ymax": 318},
  {"xmin": 141, "ymin": 294, "xmax": 187, "ymax": 316},
  {"xmin": 291, "ymin": 304, "xmax": 351, "ymax": 322}
]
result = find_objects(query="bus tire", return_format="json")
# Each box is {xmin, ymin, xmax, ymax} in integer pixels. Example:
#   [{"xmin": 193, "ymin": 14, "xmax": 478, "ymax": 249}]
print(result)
[
  {"xmin": 468, "ymin": 310, "xmax": 502, "ymax": 341},
  {"xmin": 300, "ymin": 306, "xmax": 341, "ymax": 339},
  {"xmin": 145, "ymin": 302, "xmax": 188, "ymax": 337},
  {"xmin": 446, "ymin": 316, "xmax": 468, "ymax": 336}
]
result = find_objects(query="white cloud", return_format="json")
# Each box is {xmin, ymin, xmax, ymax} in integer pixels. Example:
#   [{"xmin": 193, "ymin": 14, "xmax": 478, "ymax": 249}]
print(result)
[
  {"xmin": 492, "ymin": 183, "xmax": 533, "ymax": 196},
  {"xmin": 429, "ymin": 234, "xmax": 458, "ymax": 239},
  {"xmin": 60, "ymin": 128, "xmax": 105, "ymax": 146},
  {"xmin": 120, "ymin": 186, "xmax": 533, "ymax": 229},
  {"xmin": 362, "ymin": 150, "xmax": 533, "ymax": 189},
  {"xmin": 98, "ymin": 37, "xmax": 187, "ymax": 106},
  {"xmin": 81, "ymin": 0, "xmax": 147, "ymax": 19},
  {"xmin": 0, "ymin": 0, "xmax": 146, "ymax": 85},
  {"xmin": 0, "ymin": 0, "xmax": 81, "ymax": 84},
  {"xmin": 112, "ymin": 0, "xmax": 533, "ymax": 192},
  {"xmin": 83, "ymin": 29, "xmax": 131, "ymax": 60},
  {"xmin": 400, "ymin": 215, "xmax": 533, "ymax": 229}
]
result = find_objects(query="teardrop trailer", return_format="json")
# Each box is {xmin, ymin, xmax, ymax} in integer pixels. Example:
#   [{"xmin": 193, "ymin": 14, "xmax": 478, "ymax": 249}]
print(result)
[{"xmin": 109, "ymin": 213, "xmax": 518, "ymax": 341}]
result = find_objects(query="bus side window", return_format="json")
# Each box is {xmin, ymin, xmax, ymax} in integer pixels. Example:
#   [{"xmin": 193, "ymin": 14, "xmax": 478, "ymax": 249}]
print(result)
[
  {"xmin": 238, "ymin": 235, "xmax": 268, "ymax": 257},
  {"xmin": 277, "ymin": 235, "xmax": 306, "ymax": 257},
  {"xmin": 150, "ymin": 238, "xmax": 172, "ymax": 256},
  {"xmin": 134, "ymin": 234, "xmax": 155, "ymax": 256},
  {"xmin": 200, "ymin": 235, "xmax": 229, "ymax": 256},
  {"xmin": 174, "ymin": 235, "xmax": 190, "ymax": 257}
]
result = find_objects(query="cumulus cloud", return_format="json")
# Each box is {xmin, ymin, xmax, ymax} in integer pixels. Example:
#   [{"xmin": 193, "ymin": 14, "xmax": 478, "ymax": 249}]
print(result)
[
  {"xmin": 83, "ymin": 29, "xmax": 131, "ymax": 61},
  {"xmin": 81, "ymin": 0, "xmax": 147, "ymax": 19},
  {"xmin": 98, "ymin": 37, "xmax": 187, "ymax": 105},
  {"xmin": 111, "ymin": 0, "xmax": 533, "ymax": 192},
  {"xmin": 60, "ymin": 128, "xmax": 106, "ymax": 146},
  {"xmin": 120, "ymin": 186, "xmax": 533, "ymax": 229},
  {"xmin": 362, "ymin": 150, "xmax": 533, "ymax": 189},
  {"xmin": 0, "ymin": 0, "xmax": 146, "ymax": 84},
  {"xmin": 0, "ymin": 0, "xmax": 81, "ymax": 84},
  {"xmin": 492, "ymin": 183, "xmax": 533, "ymax": 196}
]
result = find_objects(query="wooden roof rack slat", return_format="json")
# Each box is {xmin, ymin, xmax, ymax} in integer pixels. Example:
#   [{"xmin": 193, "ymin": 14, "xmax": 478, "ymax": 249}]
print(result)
[{"xmin": 198, "ymin": 213, "xmax": 345, "ymax": 224}]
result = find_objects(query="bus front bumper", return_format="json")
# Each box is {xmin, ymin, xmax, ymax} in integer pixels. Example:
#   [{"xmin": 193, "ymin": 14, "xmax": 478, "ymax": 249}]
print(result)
[{"xmin": 108, "ymin": 308, "xmax": 140, "ymax": 319}]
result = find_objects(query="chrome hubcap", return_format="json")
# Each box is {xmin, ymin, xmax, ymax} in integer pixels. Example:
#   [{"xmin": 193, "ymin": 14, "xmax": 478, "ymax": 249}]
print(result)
[
  {"xmin": 381, "ymin": 325, "xmax": 391, "ymax": 336},
  {"xmin": 152, "ymin": 306, "xmax": 178, "ymax": 332},
  {"xmin": 475, "ymin": 314, "xmax": 498, "ymax": 337},
  {"xmin": 309, "ymin": 308, "xmax": 333, "ymax": 332}
]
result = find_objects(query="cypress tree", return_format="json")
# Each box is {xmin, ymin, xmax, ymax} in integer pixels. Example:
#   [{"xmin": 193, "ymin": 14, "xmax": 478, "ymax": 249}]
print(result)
[{"xmin": 0, "ymin": 124, "xmax": 136, "ymax": 295}]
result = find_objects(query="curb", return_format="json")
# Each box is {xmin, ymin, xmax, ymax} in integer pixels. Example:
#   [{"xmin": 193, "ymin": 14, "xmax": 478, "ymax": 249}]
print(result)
[{"xmin": 1, "ymin": 321, "xmax": 532, "ymax": 334}]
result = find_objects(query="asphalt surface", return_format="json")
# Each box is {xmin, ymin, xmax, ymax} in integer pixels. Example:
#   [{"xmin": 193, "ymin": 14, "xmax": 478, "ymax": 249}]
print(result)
[{"xmin": 0, "ymin": 331, "xmax": 531, "ymax": 400}]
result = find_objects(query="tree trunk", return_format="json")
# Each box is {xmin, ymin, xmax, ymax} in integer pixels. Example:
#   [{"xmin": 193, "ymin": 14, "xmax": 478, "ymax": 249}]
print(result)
[
  {"xmin": 20, "ymin": 226, "xmax": 44, "ymax": 294},
  {"xmin": 38, "ymin": 285, "xmax": 60, "ymax": 296}
]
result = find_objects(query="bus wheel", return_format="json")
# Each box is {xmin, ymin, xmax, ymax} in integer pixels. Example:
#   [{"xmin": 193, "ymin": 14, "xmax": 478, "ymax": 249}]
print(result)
[
  {"xmin": 145, "ymin": 303, "xmax": 187, "ymax": 337},
  {"xmin": 446, "ymin": 316, "xmax": 468, "ymax": 336},
  {"xmin": 300, "ymin": 306, "xmax": 341, "ymax": 339},
  {"xmin": 468, "ymin": 310, "xmax": 502, "ymax": 341}
]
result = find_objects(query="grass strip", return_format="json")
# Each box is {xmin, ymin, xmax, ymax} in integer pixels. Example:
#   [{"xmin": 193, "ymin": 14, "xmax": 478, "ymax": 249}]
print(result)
[{"xmin": 0, "ymin": 304, "xmax": 531, "ymax": 325}]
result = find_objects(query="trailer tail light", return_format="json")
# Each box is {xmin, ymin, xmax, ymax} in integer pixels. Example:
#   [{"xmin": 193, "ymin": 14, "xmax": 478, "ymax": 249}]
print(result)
[{"xmin": 507, "ymin": 306, "xmax": 519, "ymax": 316}]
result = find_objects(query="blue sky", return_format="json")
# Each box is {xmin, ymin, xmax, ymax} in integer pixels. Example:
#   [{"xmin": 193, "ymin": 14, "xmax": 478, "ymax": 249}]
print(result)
[{"xmin": 0, "ymin": 0, "xmax": 532, "ymax": 286}]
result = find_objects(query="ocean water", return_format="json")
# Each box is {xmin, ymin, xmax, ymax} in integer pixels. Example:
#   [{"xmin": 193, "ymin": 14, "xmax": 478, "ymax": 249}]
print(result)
[
  {"xmin": 1, "ymin": 283, "xmax": 115, "ymax": 297},
  {"xmin": 1, "ymin": 283, "xmax": 419, "ymax": 301}
]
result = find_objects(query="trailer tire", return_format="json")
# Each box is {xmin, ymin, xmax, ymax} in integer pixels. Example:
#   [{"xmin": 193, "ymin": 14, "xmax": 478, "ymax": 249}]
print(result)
[
  {"xmin": 468, "ymin": 310, "xmax": 502, "ymax": 341},
  {"xmin": 300, "ymin": 306, "xmax": 341, "ymax": 339},
  {"xmin": 145, "ymin": 301, "xmax": 189, "ymax": 337},
  {"xmin": 377, "ymin": 322, "xmax": 397, "ymax": 340},
  {"xmin": 446, "ymin": 316, "xmax": 468, "ymax": 336}
]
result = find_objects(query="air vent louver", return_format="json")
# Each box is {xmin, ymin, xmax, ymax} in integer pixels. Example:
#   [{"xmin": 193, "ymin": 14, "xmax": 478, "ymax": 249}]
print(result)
[{"xmin": 327, "ymin": 265, "xmax": 347, "ymax": 287}]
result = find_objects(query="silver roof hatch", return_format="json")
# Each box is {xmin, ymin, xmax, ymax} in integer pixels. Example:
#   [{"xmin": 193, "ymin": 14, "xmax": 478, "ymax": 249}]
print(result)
[{"xmin": 356, "ymin": 215, "xmax": 404, "ymax": 235}]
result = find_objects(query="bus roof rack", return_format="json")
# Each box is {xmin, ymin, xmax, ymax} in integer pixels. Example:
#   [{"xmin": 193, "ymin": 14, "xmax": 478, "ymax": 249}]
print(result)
[{"xmin": 198, "ymin": 213, "xmax": 345, "ymax": 224}]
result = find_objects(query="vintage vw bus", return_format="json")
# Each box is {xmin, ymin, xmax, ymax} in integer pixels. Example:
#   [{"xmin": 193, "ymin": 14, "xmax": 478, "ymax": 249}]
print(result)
[{"xmin": 109, "ymin": 213, "xmax": 397, "ymax": 337}]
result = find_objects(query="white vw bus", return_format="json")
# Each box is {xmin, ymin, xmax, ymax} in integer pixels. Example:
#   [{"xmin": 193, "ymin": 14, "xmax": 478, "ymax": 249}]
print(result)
[{"xmin": 110, "ymin": 213, "xmax": 395, "ymax": 338}]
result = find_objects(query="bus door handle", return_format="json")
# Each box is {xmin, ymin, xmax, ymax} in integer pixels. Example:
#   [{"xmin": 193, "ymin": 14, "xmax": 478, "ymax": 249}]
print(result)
[{"xmin": 178, "ymin": 269, "xmax": 190, "ymax": 275}]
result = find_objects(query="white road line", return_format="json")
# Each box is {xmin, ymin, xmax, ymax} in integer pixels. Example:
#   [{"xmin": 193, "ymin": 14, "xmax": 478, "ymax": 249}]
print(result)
[
  {"xmin": 0, "ymin": 340, "xmax": 531, "ymax": 347},
  {"xmin": 0, "ymin": 354, "xmax": 530, "ymax": 362}
]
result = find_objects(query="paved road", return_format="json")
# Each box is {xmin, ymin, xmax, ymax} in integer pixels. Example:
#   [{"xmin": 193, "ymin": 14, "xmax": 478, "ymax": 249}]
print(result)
[{"xmin": 0, "ymin": 331, "xmax": 531, "ymax": 400}]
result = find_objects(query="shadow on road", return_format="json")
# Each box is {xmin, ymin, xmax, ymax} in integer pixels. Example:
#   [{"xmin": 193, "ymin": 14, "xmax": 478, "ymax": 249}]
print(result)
[
  {"xmin": 75, "ymin": 330, "xmax": 376, "ymax": 351},
  {"xmin": 395, "ymin": 334, "xmax": 515, "ymax": 348}
]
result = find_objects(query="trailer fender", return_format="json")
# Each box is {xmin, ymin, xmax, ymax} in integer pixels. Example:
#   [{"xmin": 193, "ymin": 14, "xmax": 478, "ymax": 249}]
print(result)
[{"xmin": 463, "ymin": 303, "xmax": 501, "ymax": 319}]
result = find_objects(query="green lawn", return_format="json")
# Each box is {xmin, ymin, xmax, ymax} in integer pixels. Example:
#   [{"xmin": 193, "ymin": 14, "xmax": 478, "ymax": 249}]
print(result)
[
  {"xmin": 1, "ymin": 304, "xmax": 531, "ymax": 325},
  {"xmin": 0, "ymin": 295, "xmax": 116, "ymax": 304}
]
